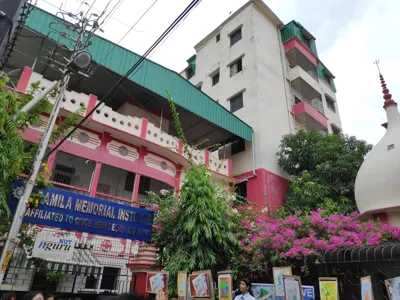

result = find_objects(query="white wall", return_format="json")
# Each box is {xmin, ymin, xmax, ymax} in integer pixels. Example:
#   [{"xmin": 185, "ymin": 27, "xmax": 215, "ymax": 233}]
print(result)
[
  {"xmin": 117, "ymin": 102, "xmax": 170, "ymax": 132},
  {"xmin": 187, "ymin": 4, "xmax": 291, "ymax": 177}
]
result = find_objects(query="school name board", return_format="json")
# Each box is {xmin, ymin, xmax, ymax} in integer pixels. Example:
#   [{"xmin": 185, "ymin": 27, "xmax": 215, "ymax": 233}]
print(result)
[{"xmin": 8, "ymin": 180, "xmax": 154, "ymax": 241}]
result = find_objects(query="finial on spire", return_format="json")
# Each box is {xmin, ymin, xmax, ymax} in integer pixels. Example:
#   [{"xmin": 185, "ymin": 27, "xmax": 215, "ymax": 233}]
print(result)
[{"xmin": 373, "ymin": 60, "xmax": 397, "ymax": 109}]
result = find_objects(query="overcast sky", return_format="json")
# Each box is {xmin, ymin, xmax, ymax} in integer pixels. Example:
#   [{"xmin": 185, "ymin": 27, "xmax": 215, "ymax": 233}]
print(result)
[{"xmin": 36, "ymin": 0, "xmax": 400, "ymax": 145}]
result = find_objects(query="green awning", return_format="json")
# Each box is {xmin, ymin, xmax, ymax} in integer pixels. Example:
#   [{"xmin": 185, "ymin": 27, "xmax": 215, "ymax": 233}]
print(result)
[{"xmin": 24, "ymin": 6, "xmax": 253, "ymax": 142}]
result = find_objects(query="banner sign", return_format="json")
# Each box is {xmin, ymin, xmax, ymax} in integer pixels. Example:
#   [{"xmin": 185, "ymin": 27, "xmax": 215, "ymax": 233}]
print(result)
[
  {"xmin": 8, "ymin": 180, "xmax": 154, "ymax": 241},
  {"xmin": 251, "ymin": 283, "xmax": 315, "ymax": 300},
  {"xmin": 32, "ymin": 234, "xmax": 74, "ymax": 260}
]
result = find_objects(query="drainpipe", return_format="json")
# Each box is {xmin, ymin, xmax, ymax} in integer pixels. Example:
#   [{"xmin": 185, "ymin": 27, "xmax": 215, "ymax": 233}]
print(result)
[
  {"xmin": 277, "ymin": 27, "xmax": 293, "ymax": 133},
  {"xmin": 238, "ymin": 129, "xmax": 257, "ymax": 182}
]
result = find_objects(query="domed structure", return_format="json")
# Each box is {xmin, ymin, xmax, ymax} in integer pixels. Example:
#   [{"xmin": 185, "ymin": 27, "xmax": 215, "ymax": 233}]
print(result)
[{"xmin": 355, "ymin": 70, "xmax": 400, "ymax": 226}]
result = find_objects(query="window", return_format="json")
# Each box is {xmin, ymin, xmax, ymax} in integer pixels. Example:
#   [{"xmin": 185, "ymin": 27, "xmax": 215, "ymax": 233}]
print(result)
[
  {"xmin": 331, "ymin": 124, "xmax": 341, "ymax": 135},
  {"xmin": 235, "ymin": 181, "xmax": 247, "ymax": 199},
  {"xmin": 139, "ymin": 176, "xmax": 151, "ymax": 194},
  {"xmin": 324, "ymin": 74, "xmax": 331, "ymax": 85},
  {"xmin": 212, "ymin": 72, "xmax": 220, "ymax": 86},
  {"xmin": 196, "ymin": 83, "xmax": 202, "ymax": 90},
  {"xmin": 185, "ymin": 67, "xmax": 194, "ymax": 80},
  {"xmin": 231, "ymin": 138, "xmax": 245, "ymax": 155},
  {"xmin": 325, "ymin": 95, "xmax": 336, "ymax": 112},
  {"xmin": 100, "ymin": 267, "xmax": 120, "ymax": 290},
  {"xmin": 124, "ymin": 172, "xmax": 135, "ymax": 191},
  {"xmin": 216, "ymin": 33, "xmax": 220, "ymax": 42},
  {"xmin": 230, "ymin": 93, "xmax": 243, "ymax": 112},
  {"xmin": 230, "ymin": 58, "xmax": 243, "ymax": 77},
  {"xmin": 230, "ymin": 27, "xmax": 242, "ymax": 46}
]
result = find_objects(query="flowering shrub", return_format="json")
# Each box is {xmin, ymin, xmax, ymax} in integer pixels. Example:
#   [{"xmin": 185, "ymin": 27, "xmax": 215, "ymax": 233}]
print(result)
[{"xmin": 237, "ymin": 206, "xmax": 400, "ymax": 275}]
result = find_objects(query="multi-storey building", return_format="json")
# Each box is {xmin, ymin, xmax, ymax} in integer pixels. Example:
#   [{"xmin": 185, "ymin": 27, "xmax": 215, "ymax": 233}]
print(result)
[
  {"xmin": 0, "ymin": 4, "xmax": 252, "ymax": 294},
  {"xmin": 0, "ymin": 0, "xmax": 342, "ymax": 294},
  {"xmin": 181, "ymin": 0, "xmax": 342, "ymax": 208}
]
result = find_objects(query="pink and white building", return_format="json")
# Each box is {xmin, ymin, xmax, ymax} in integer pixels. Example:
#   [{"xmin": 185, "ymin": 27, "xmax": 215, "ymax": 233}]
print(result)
[{"xmin": 1, "ymin": 0, "xmax": 342, "ymax": 294}]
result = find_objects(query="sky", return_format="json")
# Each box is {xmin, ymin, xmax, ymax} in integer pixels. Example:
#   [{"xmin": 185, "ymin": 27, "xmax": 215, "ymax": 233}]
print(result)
[{"xmin": 36, "ymin": 0, "xmax": 400, "ymax": 145}]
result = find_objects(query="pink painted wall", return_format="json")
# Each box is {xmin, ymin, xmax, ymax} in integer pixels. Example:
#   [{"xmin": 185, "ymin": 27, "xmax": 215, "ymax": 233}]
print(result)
[{"xmin": 236, "ymin": 168, "xmax": 288, "ymax": 211}]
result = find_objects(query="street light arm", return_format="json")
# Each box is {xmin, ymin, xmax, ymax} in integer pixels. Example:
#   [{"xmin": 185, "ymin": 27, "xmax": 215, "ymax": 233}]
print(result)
[{"xmin": 12, "ymin": 80, "xmax": 58, "ymax": 122}]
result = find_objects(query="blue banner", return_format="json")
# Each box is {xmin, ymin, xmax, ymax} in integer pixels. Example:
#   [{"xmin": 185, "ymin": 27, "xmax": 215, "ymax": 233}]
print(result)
[{"xmin": 8, "ymin": 180, "xmax": 154, "ymax": 242}]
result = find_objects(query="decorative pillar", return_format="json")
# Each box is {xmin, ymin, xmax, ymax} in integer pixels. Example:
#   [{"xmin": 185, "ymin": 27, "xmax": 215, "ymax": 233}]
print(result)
[
  {"xmin": 89, "ymin": 162, "xmax": 102, "ymax": 197},
  {"xmin": 227, "ymin": 159, "xmax": 233, "ymax": 177},
  {"xmin": 132, "ymin": 174, "xmax": 141, "ymax": 206},
  {"xmin": 140, "ymin": 118, "xmax": 148, "ymax": 139},
  {"xmin": 175, "ymin": 165, "xmax": 183, "ymax": 198},
  {"xmin": 16, "ymin": 66, "xmax": 33, "ymax": 93},
  {"xmin": 204, "ymin": 150, "xmax": 210, "ymax": 166},
  {"xmin": 86, "ymin": 94, "xmax": 98, "ymax": 120},
  {"xmin": 45, "ymin": 150, "xmax": 57, "ymax": 181}
]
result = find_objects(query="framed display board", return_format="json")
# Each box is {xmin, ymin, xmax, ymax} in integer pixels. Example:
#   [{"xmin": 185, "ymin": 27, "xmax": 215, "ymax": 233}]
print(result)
[
  {"xmin": 283, "ymin": 275, "xmax": 303, "ymax": 300},
  {"xmin": 146, "ymin": 271, "xmax": 169, "ymax": 294},
  {"xmin": 272, "ymin": 266, "xmax": 292, "ymax": 298},
  {"xmin": 189, "ymin": 270, "xmax": 214, "ymax": 300}
]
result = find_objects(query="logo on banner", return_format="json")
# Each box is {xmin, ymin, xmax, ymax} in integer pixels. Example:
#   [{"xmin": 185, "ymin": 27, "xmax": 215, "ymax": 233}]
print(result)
[{"xmin": 32, "ymin": 235, "xmax": 74, "ymax": 261}]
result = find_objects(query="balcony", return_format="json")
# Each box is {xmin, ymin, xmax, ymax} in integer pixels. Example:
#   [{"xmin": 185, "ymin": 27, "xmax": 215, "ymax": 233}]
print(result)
[
  {"xmin": 284, "ymin": 37, "xmax": 318, "ymax": 81},
  {"xmin": 289, "ymin": 66, "xmax": 324, "ymax": 116},
  {"xmin": 293, "ymin": 101, "xmax": 328, "ymax": 132},
  {"xmin": 25, "ymin": 71, "xmax": 232, "ymax": 178}
]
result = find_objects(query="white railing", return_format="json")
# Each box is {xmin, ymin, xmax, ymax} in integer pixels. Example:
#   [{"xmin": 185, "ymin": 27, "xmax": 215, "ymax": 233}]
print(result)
[{"xmin": 27, "ymin": 72, "xmax": 231, "ymax": 177}]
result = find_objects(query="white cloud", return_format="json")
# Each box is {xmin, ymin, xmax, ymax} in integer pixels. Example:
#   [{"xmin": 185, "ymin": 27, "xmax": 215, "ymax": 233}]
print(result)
[{"xmin": 321, "ymin": 0, "xmax": 400, "ymax": 144}]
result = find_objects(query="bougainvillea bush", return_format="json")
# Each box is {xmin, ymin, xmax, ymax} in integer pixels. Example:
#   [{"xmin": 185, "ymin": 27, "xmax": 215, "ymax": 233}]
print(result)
[{"xmin": 236, "ymin": 205, "xmax": 400, "ymax": 276}]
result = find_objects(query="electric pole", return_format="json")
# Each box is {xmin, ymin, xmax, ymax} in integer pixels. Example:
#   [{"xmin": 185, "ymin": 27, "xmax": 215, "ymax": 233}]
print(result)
[{"xmin": 0, "ymin": 6, "xmax": 103, "ymax": 282}]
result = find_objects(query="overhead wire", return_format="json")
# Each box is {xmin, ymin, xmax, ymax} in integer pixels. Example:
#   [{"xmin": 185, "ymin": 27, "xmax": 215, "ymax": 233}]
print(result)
[
  {"xmin": 89, "ymin": 0, "xmax": 159, "ymax": 76},
  {"xmin": 47, "ymin": 0, "xmax": 202, "ymax": 158},
  {"xmin": 100, "ymin": 0, "xmax": 124, "ymax": 28},
  {"xmin": 41, "ymin": 0, "xmax": 139, "ymax": 30},
  {"xmin": 56, "ymin": 0, "xmax": 200, "ymax": 156}
]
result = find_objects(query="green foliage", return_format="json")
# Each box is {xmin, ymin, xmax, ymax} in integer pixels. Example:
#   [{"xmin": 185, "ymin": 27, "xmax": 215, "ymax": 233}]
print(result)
[
  {"xmin": 276, "ymin": 131, "xmax": 372, "ymax": 214},
  {"xmin": 0, "ymin": 74, "xmax": 85, "ymax": 226},
  {"xmin": 141, "ymin": 90, "xmax": 239, "ymax": 293},
  {"xmin": 45, "ymin": 270, "xmax": 65, "ymax": 282}
]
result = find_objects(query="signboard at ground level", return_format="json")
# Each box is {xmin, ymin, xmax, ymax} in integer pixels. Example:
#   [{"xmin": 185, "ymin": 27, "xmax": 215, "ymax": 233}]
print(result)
[
  {"xmin": 8, "ymin": 180, "xmax": 154, "ymax": 241},
  {"xmin": 32, "ymin": 234, "xmax": 75, "ymax": 260},
  {"xmin": 251, "ymin": 283, "xmax": 315, "ymax": 300}
]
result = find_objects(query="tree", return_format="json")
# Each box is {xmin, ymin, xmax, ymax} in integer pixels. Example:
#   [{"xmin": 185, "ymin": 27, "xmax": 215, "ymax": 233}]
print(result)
[
  {"xmin": 141, "ymin": 90, "xmax": 238, "ymax": 292},
  {"xmin": 276, "ymin": 131, "xmax": 372, "ymax": 214},
  {"xmin": 0, "ymin": 74, "xmax": 83, "ymax": 223}
]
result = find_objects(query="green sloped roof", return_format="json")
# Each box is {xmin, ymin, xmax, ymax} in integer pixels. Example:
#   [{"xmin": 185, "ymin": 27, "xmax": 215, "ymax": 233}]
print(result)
[{"xmin": 25, "ymin": 6, "xmax": 253, "ymax": 142}]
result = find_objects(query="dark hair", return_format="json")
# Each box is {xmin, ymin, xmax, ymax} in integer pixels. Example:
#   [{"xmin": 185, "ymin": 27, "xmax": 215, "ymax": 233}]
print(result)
[
  {"xmin": 116, "ymin": 293, "xmax": 150, "ymax": 300},
  {"xmin": 22, "ymin": 292, "xmax": 44, "ymax": 300},
  {"xmin": 44, "ymin": 294, "xmax": 54, "ymax": 300},
  {"xmin": 2, "ymin": 292, "xmax": 16, "ymax": 300},
  {"xmin": 241, "ymin": 278, "xmax": 254, "ymax": 296}
]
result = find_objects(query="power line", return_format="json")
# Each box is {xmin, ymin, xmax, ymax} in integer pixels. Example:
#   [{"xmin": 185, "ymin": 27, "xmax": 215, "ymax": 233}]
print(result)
[
  {"xmin": 57, "ymin": 0, "xmax": 197, "ymax": 154},
  {"xmin": 101, "ymin": 0, "xmax": 124, "ymax": 28},
  {"xmin": 47, "ymin": 0, "xmax": 201, "ymax": 158},
  {"xmin": 89, "ymin": 0, "xmax": 158, "ymax": 75}
]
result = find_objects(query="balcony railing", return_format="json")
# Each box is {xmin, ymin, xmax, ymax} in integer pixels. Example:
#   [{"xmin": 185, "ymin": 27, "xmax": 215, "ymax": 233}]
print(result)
[{"xmin": 27, "ymin": 71, "xmax": 231, "ymax": 177}]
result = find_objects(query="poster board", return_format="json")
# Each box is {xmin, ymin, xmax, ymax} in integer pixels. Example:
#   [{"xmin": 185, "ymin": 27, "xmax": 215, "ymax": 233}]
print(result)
[
  {"xmin": 385, "ymin": 276, "xmax": 400, "ymax": 300},
  {"xmin": 146, "ymin": 271, "xmax": 169, "ymax": 294},
  {"xmin": 283, "ymin": 275, "xmax": 303, "ymax": 300},
  {"xmin": 360, "ymin": 276, "xmax": 374, "ymax": 300},
  {"xmin": 319, "ymin": 277, "xmax": 339, "ymax": 300},
  {"xmin": 272, "ymin": 266, "xmax": 292, "ymax": 298},
  {"xmin": 189, "ymin": 270, "xmax": 214, "ymax": 300},
  {"xmin": 218, "ymin": 271, "xmax": 233, "ymax": 300},
  {"xmin": 178, "ymin": 271, "xmax": 188, "ymax": 300}
]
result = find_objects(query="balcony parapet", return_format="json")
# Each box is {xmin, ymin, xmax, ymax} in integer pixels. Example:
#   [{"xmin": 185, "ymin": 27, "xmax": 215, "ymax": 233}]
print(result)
[
  {"xmin": 293, "ymin": 101, "xmax": 328, "ymax": 130},
  {"xmin": 24, "ymin": 69, "xmax": 232, "ymax": 177}
]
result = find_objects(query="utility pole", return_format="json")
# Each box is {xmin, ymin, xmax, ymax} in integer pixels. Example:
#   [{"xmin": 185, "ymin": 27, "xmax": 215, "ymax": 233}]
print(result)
[
  {"xmin": 0, "ymin": 6, "xmax": 102, "ymax": 282},
  {"xmin": 0, "ymin": 0, "xmax": 25, "ymax": 58}
]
